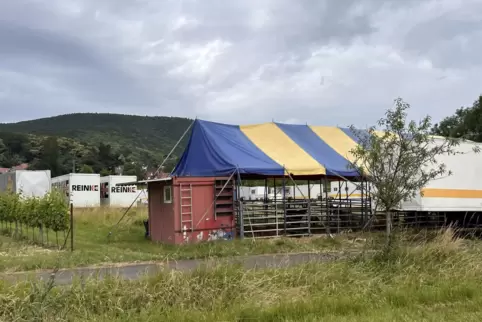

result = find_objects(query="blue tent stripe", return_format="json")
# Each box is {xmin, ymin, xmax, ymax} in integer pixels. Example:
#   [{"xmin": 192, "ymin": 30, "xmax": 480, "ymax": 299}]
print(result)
[
  {"xmin": 172, "ymin": 120, "xmax": 284, "ymax": 177},
  {"xmin": 275, "ymin": 123, "xmax": 359, "ymax": 177},
  {"xmin": 339, "ymin": 127, "xmax": 369, "ymax": 144}
]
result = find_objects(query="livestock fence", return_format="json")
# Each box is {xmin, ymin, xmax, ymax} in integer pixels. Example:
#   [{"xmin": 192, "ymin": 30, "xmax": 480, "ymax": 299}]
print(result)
[{"xmin": 235, "ymin": 197, "xmax": 476, "ymax": 239}]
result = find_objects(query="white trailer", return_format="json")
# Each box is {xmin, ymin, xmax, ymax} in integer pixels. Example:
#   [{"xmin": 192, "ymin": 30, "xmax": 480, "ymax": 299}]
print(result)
[
  {"xmin": 244, "ymin": 186, "xmax": 267, "ymax": 200},
  {"xmin": 237, "ymin": 186, "xmax": 251, "ymax": 200},
  {"xmin": 0, "ymin": 170, "xmax": 51, "ymax": 198},
  {"xmin": 328, "ymin": 138, "xmax": 482, "ymax": 213},
  {"xmin": 329, "ymin": 181, "xmax": 362, "ymax": 199},
  {"xmin": 100, "ymin": 175, "xmax": 138, "ymax": 207},
  {"xmin": 51, "ymin": 173, "xmax": 100, "ymax": 208},
  {"xmin": 400, "ymin": 138, "xmax": 482, "ymax": 212},
  {"xmin": 290, "ymin": 184, "xmax": 323, "ymax": 199},
  {"xmin": 267, "ymin": 186, "xmax": 291, "ymax": 200}
]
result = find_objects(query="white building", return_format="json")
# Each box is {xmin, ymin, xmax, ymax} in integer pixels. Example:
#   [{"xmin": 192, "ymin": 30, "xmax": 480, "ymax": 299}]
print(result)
[
  {"xmin": 100, "ymin": 175, "xmax": 138, "ymax": 207},
  {"xmin": 51, "ymin": 173, "xmax": 100, "ymax": 208},
  {"xmin": 0, "ymin": 170, "xmax": 51, "ymax": 198}
]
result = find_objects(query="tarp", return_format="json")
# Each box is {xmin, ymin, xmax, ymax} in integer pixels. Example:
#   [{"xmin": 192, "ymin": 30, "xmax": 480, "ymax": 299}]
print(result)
[{"xmin": 172, "ymin": 119, "xmax": 366, "ymax": 177}]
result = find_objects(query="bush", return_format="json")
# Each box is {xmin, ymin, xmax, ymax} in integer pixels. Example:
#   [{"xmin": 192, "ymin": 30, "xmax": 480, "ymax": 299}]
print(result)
[{"xmin": 0, "ymin": 189, "xmax": 69, "ymax": 234}]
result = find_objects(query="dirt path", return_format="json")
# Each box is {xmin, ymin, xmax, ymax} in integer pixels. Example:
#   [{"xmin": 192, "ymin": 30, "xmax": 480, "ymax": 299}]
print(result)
[{"xmin": 1, "ymin": 251, "xmax": 366, "ymax": 285}]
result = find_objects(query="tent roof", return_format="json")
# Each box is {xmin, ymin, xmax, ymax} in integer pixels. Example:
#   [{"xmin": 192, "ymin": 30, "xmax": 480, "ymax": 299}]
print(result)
[{"xmin": 172, "ymin": 119, "xmax": 365, "ymax": 178}]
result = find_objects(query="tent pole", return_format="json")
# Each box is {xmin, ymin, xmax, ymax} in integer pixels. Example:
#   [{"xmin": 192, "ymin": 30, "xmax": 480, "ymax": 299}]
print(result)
[
  {"xmin": 330, "ymin": 171, "xmax": 374, "ymax": 229},
  {"xmin": 273, "ymin": 177, "xmax": 278, "ymax": 236},
  {"xmin": 361, "ymin": 178, "xmax": 365, "ymax": 226},
  {"xmin": 307, "ymin": 179, "xmax": 311, "ymax": 236},
  {"xmin": 337, "ymin": 181, "xmax": 341, "ymax": 233},
  {"xmin": 331, "ymin": 170, "xmax": 365, "ymax": 195},
  {"xmin": 324, "ymin": 177, "xmax": 330, "ymax": 235},
  {"xmin": 293, "ymin": 180, "xmax": 296, "ymax": 200},
  {"xmin": 319, "ymin": 178, "xmax": 322, "ymax": 201},
  {"xmin": 235, "ymin": 167, "xmax": 244, "ymax": 239},
  {"xmin": 264, "ymin": 178, "xmax": 268, "ymax": 212},
  {"xmin": 284, "ymin": 170, "xmax": 307, "ymax": 199},
  {"xmin": 319, "ymin": 177, "xmax": 323, "ymax": 229},
  {"xmin": 282, "ymin": 171, "xmax": 287, "ymax": 236},
  {"xmin": 264, "ymin": 178, "xmax": 268, "ymax": 202},
  {"xmin": 152, "ymin": 118, "xmax": 195, "ymax": 177},
  {"xmin": 308, "ymin": 180, "xmax": 311, "ymax": 200}
]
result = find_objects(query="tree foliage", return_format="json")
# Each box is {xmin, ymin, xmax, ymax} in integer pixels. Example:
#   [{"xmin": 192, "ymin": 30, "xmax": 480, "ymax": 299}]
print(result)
[
  {"xmin": 432, "ymin": 95, "xmax": 482, "ymax": 141},
  {"xmin": 349, "ymin": 98, "xmax": 464, "ymax": 241},
  {"xmin": 0, "ymin": 114, "xmax": 191, "ymax": 177},
  {"xmin": 0, "ymin": 113, "xmax": 192, "ymax": 170},
  {"xmin": 122, "ymin": 162, "xmax": 146, "ymax": 179},
  {"xmin": 34, "ymin": 137, "xmax": 62, "ymax": 176},
  {"xmin": 0, "ymin": 189, "xmax": 69, "ymax": 234},
  {"xmin": 80, "ymin": 164, "xmax": 94, "ymax": 173}
]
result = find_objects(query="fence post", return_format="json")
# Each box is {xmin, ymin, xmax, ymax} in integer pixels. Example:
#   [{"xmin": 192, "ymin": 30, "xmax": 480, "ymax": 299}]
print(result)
[
  {"xmin": 239, "ymin": 201, "xmax": 244, "ymax": 239},
  {"xmin": 324, "ymin": 177, "xmax": 330, "ymax": 235},
  {"xmin": 70, "ymin": 203, "xmax": 74, "ymax": 252},
  {"xmin": 282, "ymin": 174, "xmax": 287, "ymax": 236},
  {"xmin": 307, "ymin": 199, "xmax": 311, "ymax": 236}
]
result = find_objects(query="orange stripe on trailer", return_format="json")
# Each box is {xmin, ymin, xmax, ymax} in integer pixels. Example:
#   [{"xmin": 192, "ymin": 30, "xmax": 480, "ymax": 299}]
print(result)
[
  {"xmin": 328, "ymin": 193, "xmax": 362, "ymax": 198},
  {"xmin": 421, "ymin": 188, "xmax": 482, "ymax": 199}
]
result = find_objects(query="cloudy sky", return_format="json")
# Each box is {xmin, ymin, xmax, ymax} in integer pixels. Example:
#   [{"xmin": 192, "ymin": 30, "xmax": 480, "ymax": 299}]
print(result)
[{"xmin": 1, "ymin": 0, "xmax": 481, "ymax": 126}]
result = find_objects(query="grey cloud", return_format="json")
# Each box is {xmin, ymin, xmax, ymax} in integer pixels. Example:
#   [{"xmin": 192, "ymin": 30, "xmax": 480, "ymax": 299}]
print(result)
[
  {"xmin": 0, "ymin": 22, "xmax": 103, "ymax": 68},
  {"xmin": 176, "ymin": 0, "xmax": 375, "ymax": 49},
  {"xmin": 404, "ymin": 17, "xmax": 482, "ymax": 69},
  {"xmin": 0, "ymin": 20, "xmax": 167, "ymax": 108},
  {"xmin": 0, "ymin": 0, "xmax": 481, "ymax": 126}
]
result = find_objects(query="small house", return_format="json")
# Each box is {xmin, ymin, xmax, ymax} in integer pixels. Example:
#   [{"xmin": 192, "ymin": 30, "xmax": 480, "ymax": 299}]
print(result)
[{"xmin": 147, "ymin": 176, "xmax": 235, "ymax": 244}]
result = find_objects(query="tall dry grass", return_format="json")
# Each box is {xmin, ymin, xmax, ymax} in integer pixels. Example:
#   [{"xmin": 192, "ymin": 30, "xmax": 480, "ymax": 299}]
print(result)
[
  {"xmin": 74, "ymin": 206, "xmax": 148, "ymax": 226},
  {"xmin": 0, "ymin": 206, "xmax": 368, "ymax": 272},
  {"xmin": 1, "ymin": 228, "xmax": 481, "ymax": 321}
]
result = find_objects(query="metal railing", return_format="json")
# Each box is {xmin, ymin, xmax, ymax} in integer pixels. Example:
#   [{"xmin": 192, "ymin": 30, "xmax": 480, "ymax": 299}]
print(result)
[{"xmin": 234, "ymin": 197, "xmax": 482, "ymax": 239}]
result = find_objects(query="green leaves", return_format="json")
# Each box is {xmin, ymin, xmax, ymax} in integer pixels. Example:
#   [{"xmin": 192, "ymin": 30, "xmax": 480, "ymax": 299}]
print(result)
[
  {"xmin": 433, "ymin": 95, "xmax": 482, "ymax": 141},
  {"xmin": 80, "ymin": 164, "xmax": 94, "ymax": 173},
  {"xmin": 349, "ymin": 97, "xmax": 464, "ymax": 213},
  {"xmin": 0, "ymin": 189, "xmax": 69, "ymax": 233},
  {"xmin": 0, "ymin": 113, "xmax": 192, "ymax": 176}
]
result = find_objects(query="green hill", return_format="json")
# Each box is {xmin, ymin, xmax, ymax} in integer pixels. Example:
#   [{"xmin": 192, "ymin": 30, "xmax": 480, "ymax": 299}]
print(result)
[
  {"xmin": 0, "ymin": 113, "xmax": 193, "ymax": 155},
  {"xmin": 0, "ymin": 113, "xmax": 193, "ymax": 177}
]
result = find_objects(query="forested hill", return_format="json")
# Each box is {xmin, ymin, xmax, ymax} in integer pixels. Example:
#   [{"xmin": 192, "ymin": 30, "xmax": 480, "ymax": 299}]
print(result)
[
  {"xmin": 0, "ymin": 113, "xmax": 193, "ymax": 177},
  {"xmin": 0, "ymin": 113, "xmax": 193, "ymax": 154}
]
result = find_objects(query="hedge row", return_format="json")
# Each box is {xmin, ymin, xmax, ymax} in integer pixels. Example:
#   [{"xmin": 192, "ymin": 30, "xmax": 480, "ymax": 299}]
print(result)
[{"xmin": 0, "ymin": 189, "xmax": 69, "ymax": 232}]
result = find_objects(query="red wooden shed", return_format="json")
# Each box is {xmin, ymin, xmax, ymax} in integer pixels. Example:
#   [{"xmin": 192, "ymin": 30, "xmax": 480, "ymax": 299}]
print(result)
[{"xmin": 147, "ymin": 176, "xmax": 235, "ymax": 244}]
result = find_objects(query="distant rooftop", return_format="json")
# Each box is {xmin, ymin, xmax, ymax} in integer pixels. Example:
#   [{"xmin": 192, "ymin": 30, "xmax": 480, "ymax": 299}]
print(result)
[{"xmin": 0, "ymin": 163, "xmax": 29, "ymax": 174}]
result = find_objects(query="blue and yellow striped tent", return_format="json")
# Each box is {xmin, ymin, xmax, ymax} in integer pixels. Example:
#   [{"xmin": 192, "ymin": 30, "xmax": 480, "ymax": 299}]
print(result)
[{"xmin": 172, "ymin": 119, "xmax": 366, "ymax": 178}]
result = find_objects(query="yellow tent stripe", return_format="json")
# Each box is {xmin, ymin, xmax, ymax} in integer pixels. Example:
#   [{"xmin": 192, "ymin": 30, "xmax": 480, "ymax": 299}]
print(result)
[
  {"xmin": 240, "ymin": 123, "xmax": 326, "ymax": 175},
  {"xmin": 309, "ymin": 126, "xmax": 358, "ymax": 164}
]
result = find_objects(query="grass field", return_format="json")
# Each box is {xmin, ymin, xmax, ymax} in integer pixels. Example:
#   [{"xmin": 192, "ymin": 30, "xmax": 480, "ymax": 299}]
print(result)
[
  {"xmin": 1, "ymin": 229, "xmax": 481, "ymax": 321},
  {"xmin": 0, "ymin": 206, "xmax": 372, "ymax": 272}
]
